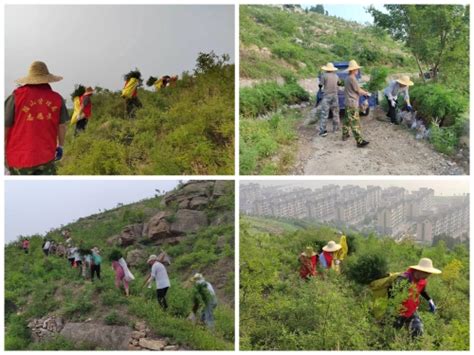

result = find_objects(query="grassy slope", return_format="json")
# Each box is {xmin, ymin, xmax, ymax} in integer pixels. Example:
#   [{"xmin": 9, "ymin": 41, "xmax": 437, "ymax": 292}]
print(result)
[
  {"xmin": 240, "ymin": 5, "xmax": 416, "ymax": 80},
  {"xmin": 58, "ymin": 65, "xmax": 234, "ymax": 175},
  {"xmin": 5, "ymin": 185, "xmax": 235, "ymax": 350},
  {"xmin": 240, "ymin": 216, "xmax": 469, "ymax": 350}
]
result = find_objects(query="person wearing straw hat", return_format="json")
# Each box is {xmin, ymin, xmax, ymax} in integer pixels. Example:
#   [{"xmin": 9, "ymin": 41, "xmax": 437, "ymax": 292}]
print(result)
[
  {"xmin": 391, "ymin": 258, "xmax": 441, "ymax": 337},
  {"xmin": 299, "ymin": 246, "xmax": 318, "ymax": 279},
  {"xmin": 317, "ymin": 62, "xmax": 340, "ymax": 137},
  {"xmin": 143, "ymin": 254, "xmax": 170, "ymax": 310},
  {"xmin": 190, "ymin": 273, "xmax": 218, "ymax": 329},
  {"xmin": 383, "ymin": 75, "xmax": 414, "ymax": 125},
  {"xmin": 5, "ymin": 61, "xmax": 69, "ymax": 175},
  {"xmin": 343, "ymin": 60, "xmax": 370, "ymax": 147},
  {"xmin": 319, "ymin": 240, "xmax": 342, "ymax": 271},
  {"xmin": 75, "ymin": 86, "xmax": 94, "ymax": 136}
]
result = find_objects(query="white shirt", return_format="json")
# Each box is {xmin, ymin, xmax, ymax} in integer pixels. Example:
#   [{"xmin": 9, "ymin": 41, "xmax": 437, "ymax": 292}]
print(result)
[
  {"xmin": 150, "ymin": 261, "xmax": 170, "ymax": 290},
  {"xmin": 384, "ymin": 80, "xmax": 409, "ymax": 101},
  {"xmin": 43, "ymin": 241, "xmax": 51, "ymax": 250}
]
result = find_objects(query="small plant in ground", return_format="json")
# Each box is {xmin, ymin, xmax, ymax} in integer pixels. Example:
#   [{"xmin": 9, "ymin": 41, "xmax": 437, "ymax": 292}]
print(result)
[{"xmin": 104, "ymin": 311, "xmax": 129, "ymax": 326}]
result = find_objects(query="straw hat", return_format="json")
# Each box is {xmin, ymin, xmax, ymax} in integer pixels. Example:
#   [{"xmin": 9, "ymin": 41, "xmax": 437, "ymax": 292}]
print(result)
[
  {"xmin": 302, "ymin": 246, "xmax": 316, "ymax": 257},
  {"xmin": 321, "ymin": 62, "xmax": 337, "ymax": 72},
  {"xmin": 15, "ymin": 61, "xmax": 63, "ymax": 85},
  {"xmin": 147, "ymin": 254, "xmax": 158, "ymax": 263},
  {"xmin": 346, "ymin": 60, "xmax": 362, "ymax": 72},
  {"xmin": 92, "ymin": 247, "xmax": 100, "ymax": 254},
  {"xmin": 322, "ymin": 240, "xmax": 342, "ymax": 252},
  {"xmin": 410, "ymin": 258, "xmax": 441, "ymax": 274},
  {"xmin": 191, "ymin": 273, "xmax": 204, "ymax": 282},
  {"xmin": 396, "ymin": 75, "xmax": 414, "ymax": 86},
  {"xmin": 84, "ymin": 86, "xmax": 95, "ymax": 94}
]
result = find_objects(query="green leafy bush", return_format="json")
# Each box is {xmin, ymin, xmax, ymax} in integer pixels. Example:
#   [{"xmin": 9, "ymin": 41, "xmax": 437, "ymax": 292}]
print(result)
[
  {"xmin": 104, "ymin": 311, "xmax": 129, "ymax": 326},
  {"xmin": 366, "ymin": 67, "xmax": 389, "ymax": 92},
  {"xmin": 346, "ymin": 253, "xmax": 388, "ymax": 285}
]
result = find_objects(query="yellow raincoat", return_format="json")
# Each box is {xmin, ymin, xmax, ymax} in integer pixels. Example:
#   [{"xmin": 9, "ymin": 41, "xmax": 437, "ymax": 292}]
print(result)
[
  {"xmin": 154, "ymin": 78, "xmax": 164, "ymax": 91},
  {"xmin": 70, "ymin": 96, "xmax": 81, "ymax": 125},
  {"xmin": 335, "ymin": 235, "xmax": 348, "ymax": 261},
  {"xmin": 121, "ymin": 77, "xmax": 139, "ymax": 99}
]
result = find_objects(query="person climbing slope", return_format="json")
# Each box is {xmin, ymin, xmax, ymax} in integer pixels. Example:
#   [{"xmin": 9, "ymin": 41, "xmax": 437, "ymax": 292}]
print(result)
[
  {"xmin": 5, "ymin": 61, "xmax": 69, "ymax": 175},
  {"xmin": 42, "ymin": 239, "xmax": 51, "ymax": 256},
  {"xmin": 121, "ymin": 70, "xmax": 142, "ymax": 119},
  {"xmin": 390, "ymin": 258, "xmax": 441, "ymax": 338},
  {"xmin": 143, "ymin": 254, "xmax": 170, "ymax": 310},
  {"xmin": 319, "ymin": 240, "xmax": 342, "ymax": 271},
  {"xmin": 22, "ymin": 238, "xmax": 30, "ymax": 254},
  {"xmin": 299, "ymin": 246, "xmax": 318, "ymax": 279},
  {"xmin": 74, "ymin": 86, "xmax": 94, "ymax": 135},
  {"xmin": 110, "ymin": 250, "xmax": 134, "ymax": 297},
  {"xmin": 190, "ymin": 273, "xmax": 218, "ymax": 329},
  {"xmin": 91, "ymin": 247, "xmax": 102, "ymax": 281}
]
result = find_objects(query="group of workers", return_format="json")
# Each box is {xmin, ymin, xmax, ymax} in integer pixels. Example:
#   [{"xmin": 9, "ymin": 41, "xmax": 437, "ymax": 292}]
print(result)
[
  {"xmin": 4, "ymin": 61, "xmax": 178, "ymax": 175},
  {"xmin": 316, "ymin": 59, "xmax": 414, "ymax": 147},
  {"xmin": 299, "ymin": 231, "xmax": 442, "ymax": 338}
]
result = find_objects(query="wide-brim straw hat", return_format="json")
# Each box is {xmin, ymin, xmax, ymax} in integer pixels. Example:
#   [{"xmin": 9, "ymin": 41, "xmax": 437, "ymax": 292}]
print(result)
[
  {"xmin": 85, "ymin": 86, "xmax": 95, "ymax": 94},
  {"xmin": 15, "ymin": 61, "xmax": 63, "ymax": 85},
  {"xmin": 191, "ymin": 273, "xmax": 204, "ymax": 282},
  {"xmin": 410, "ymin": 258, "xmax": 441, "ymax": 274},
  {"xmin": 147, "ymin": 254, "xmax": 158, "ymax": 263},
  {"xmin": 396, "ymin": 75, "xmax": 414, "ymax": 86},
  {"xmin": 323, "ymin": 240, "xmax": 342, "ymax": 252},
  {"xmin": 92, "ymin": 247, "xmax": 100, "ymax": 254},
  {"xmin": 321, "ymin": 62, "xmax": 337, "ymax": 72},
  {"xmin": 302, "ymin": 246, "xmax": 316, "ymax": 257},
  {"xmin": 346, "ymin": 59, "xmax": 362, "ymax": 72}
]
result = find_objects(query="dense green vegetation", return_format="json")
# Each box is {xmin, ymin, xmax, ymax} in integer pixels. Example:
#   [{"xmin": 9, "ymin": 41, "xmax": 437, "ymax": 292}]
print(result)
[
  {"xmin": 240, "ymin": 216, "xmax": 469, "ymax": 350},
  {"xmin": 5, "ymin": 184, "xmax": 235, "ymax": 350},
  {"xmin": 240, "ymin": 5, "xmax": 416, "ymax": 80},
  {"xmin": 58, "ymin": 53, "xmax": 234, "ymax": 175}
]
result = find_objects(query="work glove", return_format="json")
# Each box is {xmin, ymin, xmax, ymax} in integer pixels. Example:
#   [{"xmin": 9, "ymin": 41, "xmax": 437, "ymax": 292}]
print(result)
[
  {"xmin": 390, "ymin": 99, "xmax": 396, "ymax": 108},
  {"xmin": 55, "ymin": 146, "xmax": 63, "ymax": 161},
  {"xmin": 428, "ymin": 299, "xmax": 436, "ymax": 313},
  {"xmin": 407, "ymin": 104, "xmax": 413, "ymax": 112}
]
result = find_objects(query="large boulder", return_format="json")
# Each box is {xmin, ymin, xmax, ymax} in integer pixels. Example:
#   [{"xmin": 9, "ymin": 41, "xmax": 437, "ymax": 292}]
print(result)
[
  {"xmin": 188, "ymin": 196, "xmax": 210, "ymax": 210},
  {"xmin": 116, "ymin": 224, "xmax": 144, "ymax": 247},
  {"xmin": 210, "ymin": 211, "xmax": 234, "ymax": 226},
  {"xmin": 60, "ymin": 323, "xmax": 133, "ymax": 350},
  {"xmin": 170, "ymin": 209, "xmax": 208, "ymax": 234},
  {"xmin": 162, "ymin": 181, "xmax": 214, "ymax": 207},
  {"xmin": 212, "ymin": 180, "xmax": 231, "ymax": 198},
  {"xmin": 126, "ymin": 249, "xmax": 148, "ymax": 267},
  {"xmin": 145, "ymin": 211, "xmax": 173, "ymax": 241}
]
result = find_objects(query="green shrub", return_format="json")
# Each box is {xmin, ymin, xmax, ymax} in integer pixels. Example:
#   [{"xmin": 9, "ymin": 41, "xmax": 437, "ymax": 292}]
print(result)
[
  {"xmin": 5, "ymin": 315, "xmax": 30, "ymax": 350},
  {"xmin": 366, "ymin": 67, "xmax": 389, "ymax": 92},
  {"xmin": 104, "ymin": 311, "xmax": 129, "ymax": 326},
  {"xmin": 346, "ymin": 253, "xmax": 388, "ymax": 285}
]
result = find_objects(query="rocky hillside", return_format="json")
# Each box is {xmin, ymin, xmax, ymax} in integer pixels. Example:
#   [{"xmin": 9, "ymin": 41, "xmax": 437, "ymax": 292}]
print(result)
[
  {"xmin": 240, "ymin": 5, "xmax": 416, "ymax": 80},
  {"xmin": 5, "ymin": 181, "xmax": 234, "ymax": 350}
]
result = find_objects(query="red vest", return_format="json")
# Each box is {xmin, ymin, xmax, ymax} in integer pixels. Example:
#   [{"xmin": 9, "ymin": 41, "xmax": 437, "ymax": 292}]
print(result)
[
  {"xmin": 7, "ymin": 84, "xmax": 62, "ymax": 168},
  {"xmin": 300, "ymin": 254, "xmax": 317, "ymax": 278},
  {"xmin": 400, "ymin": 269, "xmax": 427, "ymax": 318},
  {"xmin": 322, "ymin": 251, "xmax": 333, "ymax": 269},
  {"xmin": 80, "ymin": 93, "xmax": 93, "ymax": 118}
]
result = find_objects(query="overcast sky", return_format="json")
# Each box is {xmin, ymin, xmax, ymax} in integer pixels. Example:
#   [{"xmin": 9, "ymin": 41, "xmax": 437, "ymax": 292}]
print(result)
[
  {"xmin": 301, "ymin": 4, "xmax": 385, "ymax": 24},
  {"xmin": 5, "ymin": 5, "xmax": 234, "ymax": 102},
  {"xmin": 5, "ymin": 180, "xmax": 182, "ymax": 243},
  {"xmin": 243, "ymin": 180, "xmax": 470, "ymax": 196}
]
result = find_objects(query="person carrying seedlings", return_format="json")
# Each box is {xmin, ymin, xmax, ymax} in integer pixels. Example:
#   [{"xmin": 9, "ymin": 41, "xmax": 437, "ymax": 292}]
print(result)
[
  {"xmin": 299, "ymin": 246, "xmax": 318, "ymax": 279},
  {"xmin": 383, "ymin": 75, "xmax": 414, "ymax": 125},
  {"xmin": 91, "ymin": 247, "xmax": 102, "ymax": 281},
  {"xmin": 317, "ymin": 62, "xmax": 340, "ymax": 137},
  {"xmin": 22, "ymin": 238, "xmax": 30, "ymax": 254},
  {"xmin": 110, "ymin": 250, "xmax": 134, "ymax": 297},
  {"xmin": 143, "ymin": 254, "xmax": 170, "ymax": 310},
  {"xmin": 390, "ymin": 258, "xmax": 441, "ymax": 338},
  {"xmin": 69, "ymin": 85, "xmax": 85, "ymax": 126},
  {"xmin": 74, "ymin": 86, "xmax": 94, "ymax": 135},
  {"xmin": 121, "ymin": 70, "xmax": 143, "ymax": 118},
  {"xmin": 5, "ymin": 61, "xmax": 69, "ymax": 175},
  {"xmin": 319, "ymin": 240, "xmax": 342, "ymax": 272},
  {"xmin": 343, "ymin": 60, "xmax": 370, "ymax": 147},
  {"xmin": 42, "ymin": 239, "xmax": 51, "ymax": 256},
  {"xmin": 190, "ymin": 273, "xmax": 218, "ymax": 329}
]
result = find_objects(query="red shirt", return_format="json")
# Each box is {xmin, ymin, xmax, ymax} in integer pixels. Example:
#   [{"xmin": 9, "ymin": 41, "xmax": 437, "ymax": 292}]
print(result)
[
  {"xmin": 6, "ymin": 84, "xmax": 62, "ymax": 168},
  {"xmin": 80, "ymin": 93, "xmax": 93, "ymax": 118},
  {"xmin": 400, "ymin": 269, "xmax": 427, "ymax": 318},
  {"xmin": 322, "ymin": 251, "xmax": 333, "ymax": 269},
  {"xmin": 300, "ymin": 254, "xmax": 317, "ymax": 278}
]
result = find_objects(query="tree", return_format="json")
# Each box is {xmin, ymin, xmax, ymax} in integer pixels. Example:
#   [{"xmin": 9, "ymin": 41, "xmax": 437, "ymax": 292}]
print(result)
[
  {"xmin": 194, "ymin": 51, "xmax": 230, "ymax": 75},
  {"xmin": 367, "ymin": 5, "xmax": 469, "ymax": 87},
  {"xmin": 309, "ymin": 5, "xmax": 325, "ymax": 15}
]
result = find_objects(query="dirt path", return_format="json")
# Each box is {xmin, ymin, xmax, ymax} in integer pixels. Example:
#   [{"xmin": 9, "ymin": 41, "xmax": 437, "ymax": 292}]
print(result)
[{"xmin": 292, "ymin": 107, "xmax": 467, "ymax": 175}]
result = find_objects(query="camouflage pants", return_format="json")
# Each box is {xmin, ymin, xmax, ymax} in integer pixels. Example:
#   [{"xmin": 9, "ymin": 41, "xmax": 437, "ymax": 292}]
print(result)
[
  {"xmin": 343, "ymin": 107, "xmax": 364, "ymax": 143},
  {"xmin": 394, "ymin": 312, "xmax": 424, "ymax": 338},
  {"xmin": 8, "ymin": 160, "xmax": 57, "ymax": 175},
  {"xmin": 318, "ymin": 93, "xmax": 340, "ymax": 133}
]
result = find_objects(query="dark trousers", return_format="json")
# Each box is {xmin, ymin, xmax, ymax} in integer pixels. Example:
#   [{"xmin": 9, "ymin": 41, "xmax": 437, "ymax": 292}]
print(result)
[
  {"xmin": 23, "ymin": 248, "xmax": 29, "ymax": 254},
  {"xmin": 43, "ymin": 249, "xmax": 49, "ymax": 256},
  {"xmin": 394, "ymin": 312, "xmax": 424, "ymax": 338},
  {"xmin": 126, "ymin": 97, "xmax": 142, "ymax": 118},
  {"xmin": 91, "ymin": 264, "xmax": 101, "ymax": 280},
  {"xmin": 75, "ymin": 118, "xmax": 88, "ymax": 136},
  {"xmin": 156, "ymin": 287, "xmax": 169, "ymax": 310},
  {"xmin": 385, "ymin": 95, "xmax": 397, "ymax": 123},
  {"xmin": 68, "ymin": 258, "xmax": 75, "ymax": 266}
]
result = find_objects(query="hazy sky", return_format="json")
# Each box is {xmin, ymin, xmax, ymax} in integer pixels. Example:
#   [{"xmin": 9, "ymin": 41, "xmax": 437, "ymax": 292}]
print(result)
[
  {"xmin": 5, "ymin": 180, "xmax": 182, "ymax": 243},
  {"xmin": 243, "ymin": 180, "xmax": 470, "ymax": 196},
  {"xmin": 5, "ymin": 5, "xmax": 234, "ymax": 101},
  {"xmin": 301, "ymin": 4, "xmax": 385, "ymax": 24}
]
